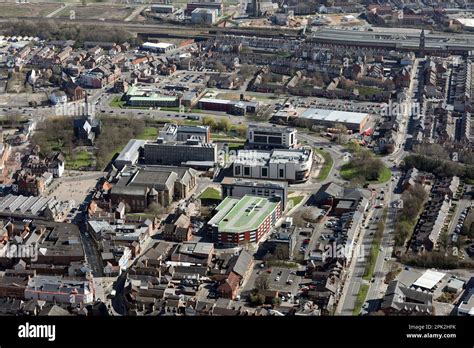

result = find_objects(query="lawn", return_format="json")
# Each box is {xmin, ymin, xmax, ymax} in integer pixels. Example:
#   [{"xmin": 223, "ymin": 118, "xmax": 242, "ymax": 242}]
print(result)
[
  {"xmin": 0, "ymin": 3, "xmax": 61, "ymax": 17},
  {"xmin": 66, "ymin": 150, "xmax": 94, "ymax": 169},
  {"xmin": 288, "ymin": 195, "xmax": 305, "ymax": 209},
  {"xmin": 109, "ymin": 97, "xmax": 125, "ymax": 108},
  {"xmin": 353, "ymin": 284, "xmax": 369, "ymax": 315},
  {"xmin": 341, "ymin": 163, "xmax": 391, "ymax": 184},
  {"xmin": 137, "ymin": 127, "xmax": 158, "ymax": 140},
  {"xmin": 199, "ymin": 187, "xmax": 221, "ymax": 201},
  {"xmin": 315, "ymin": 148, "xmax": 333, "ymax": 181}
]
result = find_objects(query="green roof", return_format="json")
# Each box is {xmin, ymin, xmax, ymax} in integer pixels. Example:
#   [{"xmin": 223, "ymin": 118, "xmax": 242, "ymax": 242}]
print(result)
[{"xmin": 211, "ymin": 195, "xmax": 280, "ymax": 233}]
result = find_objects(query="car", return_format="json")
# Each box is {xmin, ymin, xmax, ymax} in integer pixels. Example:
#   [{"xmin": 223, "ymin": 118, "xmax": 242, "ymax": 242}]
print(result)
[
  {"xmin": 275, "ymin": 276, "xmax": 280, "ymax": 281},
  {"xmin": 287, "ymin": 279, "xmax": 293, "ymax": 285},
  {"xmin": 260, "ymin": 263, "xmax": 265, "ymax": 268},
  {"xmin": 404, "ymin": 266, "xmax": 410, "ymax": 271}
]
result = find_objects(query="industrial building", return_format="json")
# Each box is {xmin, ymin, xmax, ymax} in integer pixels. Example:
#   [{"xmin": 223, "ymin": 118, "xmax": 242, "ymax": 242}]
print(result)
[
  {"xmin": 221, "ymin": 177, "xmax": 288, "ymax": 209},
  {"xmin": 297, "ymin": 108, "xmax": 370, "ymax": 133},
  {"xmin": 144, "ymin": 138, "xmax": 217, "ymax": 168},
  {"xmin": 185, "ymin": 1, "xmax": 224, "ymax": 16},
  {"xmin": 141, "ymin": 42, "xmax": 176, "ymax": 53},
  {"xmin": 208, "ymin": 195, "xmax": 282, "ymax": 247},
  {"xmin": 246, "ymin": 124, "xmax": 297, "ymax": 150},
  {"xmin": 233, "ymin": 148, "xmax": 313, "ymax": 183}
]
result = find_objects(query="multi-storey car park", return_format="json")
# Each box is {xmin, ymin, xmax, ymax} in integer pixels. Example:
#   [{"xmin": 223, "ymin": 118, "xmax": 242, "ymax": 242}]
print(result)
[{"xmin": 208, "ymin": 195, "xmax": 282, "ymax": 247}]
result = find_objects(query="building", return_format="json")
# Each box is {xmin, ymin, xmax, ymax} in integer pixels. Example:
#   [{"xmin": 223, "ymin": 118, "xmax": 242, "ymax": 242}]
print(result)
[
  {"xmin": 163, "ymin": 214, "xmax": 192, "ymax": 242},
  {"xmin": 208, "ymin": 195, "xmax": 282, "ymax": 247},
  {"xmin": 382, "ymin": 280, "xmax": 434, "ymax": 315},
  {"xmin": 109, "ymin": 165, "xmax": 198, "ymax": 211},
  {"xmin": 185, "ymin": 1, "xmax": 224, "ymax": 16},
  {"xmin": 141, "ymin": 42, "xmax": 176, "ymax": 54},
  {"xmin": 124, "ymin": 86, "xmax": 179, "ymax": 108},
  {"xmin": 191, "ymin": 8, "xmax": 218, "ymax": 25},
  {"xmin": 221, "ymin": 177, "xmax": 288, "ymax": 209},
  {"xmin": 143, "ymin": 138, "xmax": 217, "ymax": 167},
  {"xmin": 0, "ymin": 195, "xmax": 73, "ymax": 221},
  {"xmin": 232, "ymin": 148, "xmax": 313, "ymax": 183},
  {"xmin": 73, "ymin": 117, "xmax": 102, "ymax": 145},
  {"xmin": 151, "ymin": 4, "xmax": 175, "ymax": 13},
  {"xmin": 159, "ymin": 123, "xmax": 211, "ymax": 143},
  {"xmin": 297, "ymin": 108, "xmax": 370, "ymax": 133},
  {"xmin": 24, "ymin": 275, "xmax": 94, "ymax": 305},
  {"xmin": 246, "ymin": 124, "xmax": 297, "ymax": 150},
  {"xmin": 49, "ymin": 91, "xmax": 67, "ymax": 105},
  {"xmin": 197, "ymin": 98, "xmax": 259, "ymax": 115},
  {"xmin": 114, "ymin": 139, "xmax": 146, "ymax": 170}
]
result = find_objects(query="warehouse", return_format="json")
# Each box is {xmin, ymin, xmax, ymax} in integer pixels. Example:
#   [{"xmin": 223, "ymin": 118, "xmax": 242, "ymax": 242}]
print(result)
[
  {"xmin": 297, "ymin": 108, "xmax": 370, "ymax": 133},
  {"xmin": 141, "ymin": 42, "xmax": 176, "ymax": 53},
  {"xmin": 208, "ymin": 195, "xmax": 282, "ymax": 247}
]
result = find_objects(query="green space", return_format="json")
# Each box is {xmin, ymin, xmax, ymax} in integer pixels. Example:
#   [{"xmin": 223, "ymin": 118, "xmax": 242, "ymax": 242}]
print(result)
[
  {"xmin": 66, "ymin": 150, "xmax": 94, "ymax": 170},
  {"xmin": 353, "ymin": 284, "xmax": 369, "ymax": 315},
  {"xmin": 110, "ymin": 97, "xmax": 126, "ymax": 108},
  {"xmin": 227, "ymin": 143, "xmax": 244, "ymax": 150},
  {"xmin": 199, "ymin": 187, "xmax": 221, "ymax": 201},
  {"xmin": 315, "ymin": 148, "xmax": 333, "ymax": 181},
  {"xmin": 288, "ymin": 195, "xmax": 305, "ymax": 208},
  {"xmin": 340, "ymin": 150, "xmax": 391, "ymax": 184},
  {"xmin": 137, "ymin": 127, "xmax": 158, "ymax": 140},
  {"xmin": 357, "ymin": 86, "xmax": 383, "ymax": 97}
]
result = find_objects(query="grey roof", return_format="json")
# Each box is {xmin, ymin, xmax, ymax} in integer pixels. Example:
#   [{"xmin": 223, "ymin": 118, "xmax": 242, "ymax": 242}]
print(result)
[{"xmin": 231, "ymin": 250, "xmax": 253, "ymax": 278}]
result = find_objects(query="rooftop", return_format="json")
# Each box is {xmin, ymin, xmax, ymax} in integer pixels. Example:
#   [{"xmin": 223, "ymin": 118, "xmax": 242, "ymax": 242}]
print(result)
[
  {"xmin": 300, "ymin": 108, "xmax": 369, "ymax": 125},
  {"xmin": 210, "ymin": 195, "xmax": 280, "ymax": 233}
]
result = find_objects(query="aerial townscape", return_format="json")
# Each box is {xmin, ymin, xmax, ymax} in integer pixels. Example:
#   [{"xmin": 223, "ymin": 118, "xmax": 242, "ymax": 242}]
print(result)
[{"xmin": 0, "ymin": 0, "xmax": 473, "ymax": 320}]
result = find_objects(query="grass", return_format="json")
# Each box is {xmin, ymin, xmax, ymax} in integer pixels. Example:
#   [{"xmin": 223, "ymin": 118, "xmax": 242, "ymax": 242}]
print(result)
[
  {"xmin": 340, "ymin": 163, "xmax": 391, "ymax": 184},
  {"xmin": 137, "ymin": 127, "xmax": 158, "ymax": 140},
  {"xmin": 353, "ymin": 284, "xmax": 369, "ymax": 315},
  {"xmin": 314, "ymin": 148, "xmax": 333, "ymax": 181},
  {"xmin": 66, "ymin": 150, "xmax": 94, "ymax": 169},
  {"xmin": 110, "ymin": 97, "xmax": 125, "ymax": 108},
  {"xmin": 227, "ymin": 143, "xmax": 244, "ymax": 150},
  {"xmin": 288, "ymin": 195, "xmax": 305, "ymax": 209},
  {"xmin": 199, "ymin": 187, "xmax": 221, "ymax": 201}
]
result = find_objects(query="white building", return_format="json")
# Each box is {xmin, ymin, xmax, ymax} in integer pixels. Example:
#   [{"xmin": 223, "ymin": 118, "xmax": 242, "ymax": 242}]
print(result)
[
  {"xmin": 246, "ymin": 124, "xmax": 297, "ymax": 150},
  {"xmin": 141, "ymin": 42, "xmax": 176, "ymax": 53},
  {"xmin": 233, "ymin": 147, "xmax": 313, "ymax": 183},
  {"xmin": 49, "ymin": 91, "xmax": 68, "ymax": 105}
]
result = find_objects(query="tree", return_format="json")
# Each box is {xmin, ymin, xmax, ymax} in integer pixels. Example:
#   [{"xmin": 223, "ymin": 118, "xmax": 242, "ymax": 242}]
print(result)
[
  {"xmin": 255, "ymin": 273, "xmax": 270, "ymax": 291},
  {"xmin": 214, "ymin": 61, "xmax": 226, "ymax": 73},
  {"xmin": 239, "ymin": 64, "xmax": 257, "ymax": 79},
  {"xmin": 249, "ymin": 290, "xmax": 265, "ymax": 306},
  {"xmin": 334, "ymin": 123, "xmax": 348, "ymax": 144},
  {"xmin": 146, "ymin": 202, "xmax": 166, "ymax": 217},
  {"xmin": 272, "ymin": 297, "xmax": 282, "ymax": 306},
  {"xmin": 202, "ymin": 116, "xmax": 216, "ymax": 129},
  {"xmin": 235, "ymin": 124, "xmax": 248, "ymax": 137},
  {"xmin": 274, "ymin": 244, "xmax": 288, "ymax": 260},
  {"xmin": 217, "ymin": 118, "xmax": 232, "ymax": 132}
]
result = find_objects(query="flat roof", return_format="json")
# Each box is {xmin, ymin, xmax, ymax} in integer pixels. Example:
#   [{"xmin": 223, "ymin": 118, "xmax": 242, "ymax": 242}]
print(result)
[
  {"xmin": 300, "ymin": 108, "xmax": 369, "ymax": 125},
  {"xmin": 142, "ymin": 42, "xmax": 175, "ymax": 49},
  {"xmin": 212, "ymin": 195, "xmax": 280, "ymax": 233},
  {"xmin": 116, "ymin": 139, "xmax": 145, "ymax": 162},
  {"xmin": 412, "ymin": 269, "xmax": 446, "ymax": 290}
]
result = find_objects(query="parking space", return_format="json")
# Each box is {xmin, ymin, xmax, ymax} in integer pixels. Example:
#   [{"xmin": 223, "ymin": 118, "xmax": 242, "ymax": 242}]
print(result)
[{"xmin": 267, "ymin": 267, "xmax": 300, "ymax": 294}]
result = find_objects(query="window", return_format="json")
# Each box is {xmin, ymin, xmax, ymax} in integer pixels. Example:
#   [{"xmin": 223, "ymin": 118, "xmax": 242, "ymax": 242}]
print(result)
[
  {"xmin": 279, "ymin": 168, "xmax": 284, "ymax": 178},
  {"xmin": 244, "ymin": 167, "xmax": 250, "ymax": 176},
  {"xmin": 261, "ymin": 167, "xmax": 268, "ymax": 177},
  {"xmin": 235, "ymin": 166, "xmax": 241, "ymax": 175}
]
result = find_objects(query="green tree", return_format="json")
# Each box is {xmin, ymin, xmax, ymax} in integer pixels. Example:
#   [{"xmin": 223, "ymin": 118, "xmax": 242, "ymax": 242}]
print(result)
[
  {"xmin": 255, "ymin": 273, "xmax": 270, "ymax": 290},
  {"xmin": 217, "ymin": 118, "xmax": 232, "ymax": 133}
]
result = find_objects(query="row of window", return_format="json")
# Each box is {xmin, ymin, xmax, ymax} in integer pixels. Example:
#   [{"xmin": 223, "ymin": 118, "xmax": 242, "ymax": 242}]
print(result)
[{"xmin": 235, "ymin": 166, "xmax": 285, "ymax": 178}]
